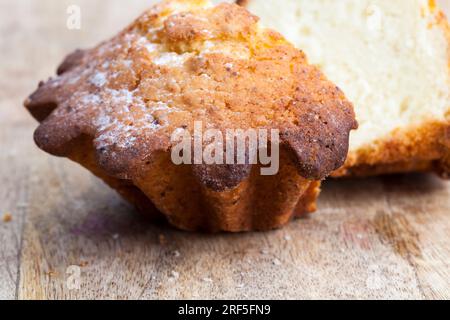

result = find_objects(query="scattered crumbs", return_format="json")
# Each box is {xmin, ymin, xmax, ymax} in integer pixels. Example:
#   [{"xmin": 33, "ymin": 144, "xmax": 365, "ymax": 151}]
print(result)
[
  {"xmin": 260, "ymin": 249, "xmax": 269, "ymax": 255},
  {"xmin": 173, "ymin": 250, "xmax": 181, "ymax": 258},
  {"xmin": 202, "ymin": 277, "xmax": 213, "ymax": 283},
  {"xmin": 79, "ymin": 261, "xmax": 89, "ymax": 268},
  {"xmin": 45, "ymin": 270, "xmax": 57, "ymax": 277},
  {"xmin": 272, "ymin": 258, "xmax": 282, "ymax": 266},
  {"xmin": 2, "ymin": 213, "xmax": 12, "ymax": 223},
  {"xmin": 112, "ymin": 233, "xmax": 120, "ymax": 240},
  {"xmin": 284, "ymin": 234, "xmax": 292, "ymax": 241},
  {"xmin": 159, "ymin": 234, "xmax": 167, "ymax": 245}
]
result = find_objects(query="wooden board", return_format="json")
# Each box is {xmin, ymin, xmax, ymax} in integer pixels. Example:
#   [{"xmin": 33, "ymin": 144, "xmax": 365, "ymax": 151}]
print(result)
[{"xmin": 0, "ymin": 0, "xmax": 449, "ymax": 300}]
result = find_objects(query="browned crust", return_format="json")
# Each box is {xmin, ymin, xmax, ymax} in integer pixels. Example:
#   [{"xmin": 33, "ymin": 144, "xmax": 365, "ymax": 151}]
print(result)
[
  {"xmin": 333, "ymin": 119, "xmax": 450, "ymax": 178},
  {"xmin": 25, "ymin": 1, "xmax": 356, "ymax": 186},
  {"xmin": 24, "ymin": 0, "xmax": 356, "ymax": 231},
  {"xmin": 434, "ymin": 5, "xmax": 450, "ymax": 177},
  {"xmin": 235, "ymin": 0, "xmax": 249, "ymax": 6},
  {"xmin": 294, "ymin": 180, "xmax": 321, "ymax": 215}
]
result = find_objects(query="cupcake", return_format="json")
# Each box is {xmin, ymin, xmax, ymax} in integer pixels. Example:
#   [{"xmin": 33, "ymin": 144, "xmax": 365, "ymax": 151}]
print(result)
[{"xmin": 25, "ymin": 0, "xmax": 356, "ymax": 232}]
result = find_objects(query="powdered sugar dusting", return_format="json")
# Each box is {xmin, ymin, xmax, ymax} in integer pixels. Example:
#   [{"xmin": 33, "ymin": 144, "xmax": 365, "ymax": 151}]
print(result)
[
  {"xmin": 108, "ymin": 89, "xmax": 134, "ymax": 105},
  {"xmin": 67, "ymin": 74, "xmax": 81, "ymax": 85},
  {"xmin": 153, "ymin": 52, "xmax": 190, "ymax": 67},
  {"xmin": 79, "ymin": 35, "xmax": 183, "ymax": 152},
  {"xmin": 89, "ymin": 72, "xmax": 107, "ymax": 87},
  {"xmin": 40, "ymin": 6, "xmax": 215, "ymax": 156},
  {"xmin": 122, "ymin": 60, "xmax": 133, "ymax": 68},
  {"xmin": 81, "ymin": 93, "xmax": 101, "ymax": 105},
  {"xmin": 145, "ymin": 43, "xmax": 160, "ymax": 53},
  {"xmin": 152, "ymin": 101, "xmax": 170, "ymax": 111},
  {"xmin": 91, "ymin": 88, "xmax": 174, "ymax": 150}
]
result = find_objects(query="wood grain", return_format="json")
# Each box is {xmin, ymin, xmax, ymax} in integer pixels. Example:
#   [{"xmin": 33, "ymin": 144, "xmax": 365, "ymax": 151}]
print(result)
[{"xmin": 0, "ymin": 0, "xmax": 449, "ymax": 300}]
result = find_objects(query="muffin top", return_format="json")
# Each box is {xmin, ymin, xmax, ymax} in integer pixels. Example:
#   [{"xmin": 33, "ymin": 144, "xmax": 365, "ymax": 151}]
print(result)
[{"xmin": 25, "ymin": 0, "xmax": 356, "ymax": 188}]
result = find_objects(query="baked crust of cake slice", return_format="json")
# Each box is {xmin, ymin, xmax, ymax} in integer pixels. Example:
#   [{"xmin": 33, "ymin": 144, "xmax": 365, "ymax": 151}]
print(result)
[
  {"xmin": 240, "ymin": 0, "xmax": 450, "ymax": 178},
  {"xmin": 24, "ymin": 0, "xmax": 356, "ymax": 232}
]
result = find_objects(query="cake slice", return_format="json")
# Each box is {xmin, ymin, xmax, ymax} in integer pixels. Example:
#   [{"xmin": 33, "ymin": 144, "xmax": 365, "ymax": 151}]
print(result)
[{"xmin": 240, "ymin": 0, "xmax": 450, "ymax": 177}]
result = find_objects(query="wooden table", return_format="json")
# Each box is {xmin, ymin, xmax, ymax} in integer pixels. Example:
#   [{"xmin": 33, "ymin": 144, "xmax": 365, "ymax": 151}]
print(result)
[{"xmin": 1, "ymin": 0, "xmax": 449, "ymax": 300}]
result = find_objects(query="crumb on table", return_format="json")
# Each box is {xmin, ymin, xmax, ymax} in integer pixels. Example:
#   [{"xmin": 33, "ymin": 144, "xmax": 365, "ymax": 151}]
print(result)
[
  {"xmin": 45, "ymin": 270, "xmax": 57, "ymax": 277},
  {"xmin": 2, "ymin": 212, "xmax": 12, "ymax": 223},
  {"xmin": 159, "ymin": 234, "xmax": 167, "ymax": 245}
]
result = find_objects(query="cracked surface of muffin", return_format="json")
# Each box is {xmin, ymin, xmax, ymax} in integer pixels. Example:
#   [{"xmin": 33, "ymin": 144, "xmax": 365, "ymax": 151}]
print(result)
[{"xmin": 25, "ymin": 0, "xmax": 356, "ymax": 232}]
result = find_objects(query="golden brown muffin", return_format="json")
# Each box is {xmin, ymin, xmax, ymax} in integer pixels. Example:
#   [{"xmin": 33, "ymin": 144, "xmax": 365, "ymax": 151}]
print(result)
[{"xmin": 24, "ymin": 0, "xmax": 356, "ymax": 232}]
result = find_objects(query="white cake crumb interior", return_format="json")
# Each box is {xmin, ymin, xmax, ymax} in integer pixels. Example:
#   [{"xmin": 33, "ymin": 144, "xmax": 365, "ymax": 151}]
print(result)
[{"xmin": 245, "ymin": 0, "xmax": 449, "ymax": 151}]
